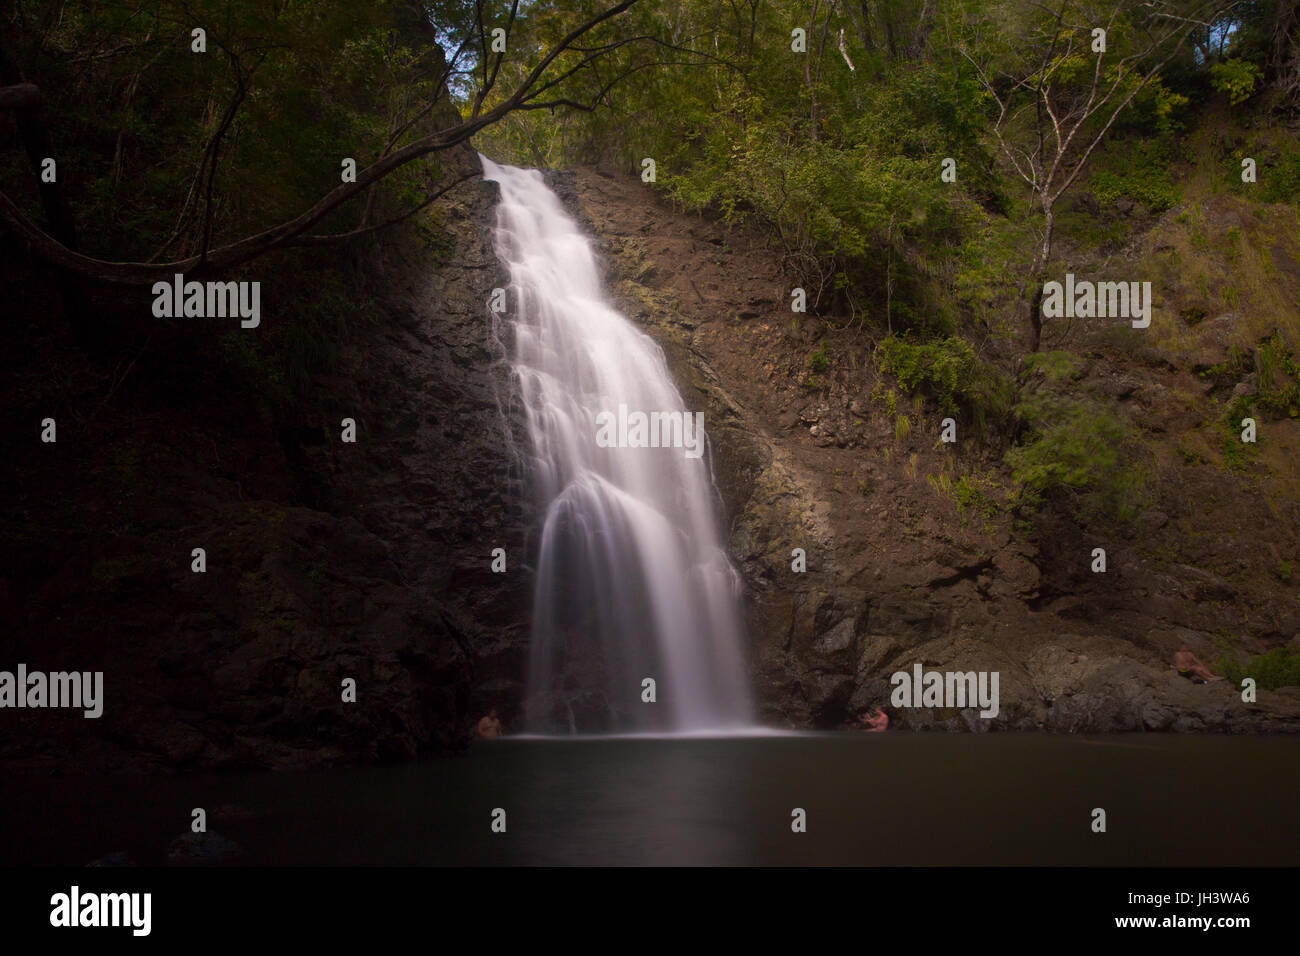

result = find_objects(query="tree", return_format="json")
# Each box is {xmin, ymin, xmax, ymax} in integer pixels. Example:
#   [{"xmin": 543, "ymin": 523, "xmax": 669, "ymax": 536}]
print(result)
[
  {"xmin": 1267, "ymin": 0, "xmax": 1300, "ymax": 105},
  {"xmin": 956, "ymin": 0, "xmax": 1239, "ymax": 351},
  {"xmin": 0, "ymin": 0, "xmax": 646, "ymax": 286}
]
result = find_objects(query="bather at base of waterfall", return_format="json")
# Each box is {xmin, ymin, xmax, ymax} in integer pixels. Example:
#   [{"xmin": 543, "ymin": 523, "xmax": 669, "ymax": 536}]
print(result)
[
  {"xmin": 858, "ymin": 707, "xmax": 890, "ymax": 732},
  {"xmin": 475, "ymin": 708, "xmax": 503, "ymax": 740}
]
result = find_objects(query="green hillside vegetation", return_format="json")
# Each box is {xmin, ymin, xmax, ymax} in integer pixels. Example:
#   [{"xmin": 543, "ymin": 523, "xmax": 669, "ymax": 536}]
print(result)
[
  {"xmin": 6, "ymin": 0, "xmax": 1300, "ymax": 531},
  {"xmin": 475, "ymin": 0, "xmax": 1300, "ymax": 529}
]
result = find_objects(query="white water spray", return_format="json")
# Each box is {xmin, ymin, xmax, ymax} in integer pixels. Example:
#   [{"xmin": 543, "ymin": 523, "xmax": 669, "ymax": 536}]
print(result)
[{"xmin": 481, "ymin": 156, "xmax": 753, "ymax": 733}]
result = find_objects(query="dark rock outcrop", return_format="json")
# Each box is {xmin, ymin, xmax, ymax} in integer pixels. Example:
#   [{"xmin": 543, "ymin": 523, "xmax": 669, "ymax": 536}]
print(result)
[{"xmin": 2, "ymin": 130, "xmax": 531, "ymax": 771}]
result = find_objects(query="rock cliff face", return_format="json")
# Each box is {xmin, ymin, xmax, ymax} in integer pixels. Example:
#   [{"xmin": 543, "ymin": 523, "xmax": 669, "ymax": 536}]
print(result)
[
  {"xmin": 289, "ymin": 144, "xmax": 535, "ymax": 758},
  {"xmin": 318, "ymin": 146, "xmax": 533, "ymax": 754},
  {"xmin": 564, "ymin": 164, "xmax": 1300, "ymax": 734},
  {"xmin": 1, "ymin": 138, "xmax": 534, "ymax": 772}
]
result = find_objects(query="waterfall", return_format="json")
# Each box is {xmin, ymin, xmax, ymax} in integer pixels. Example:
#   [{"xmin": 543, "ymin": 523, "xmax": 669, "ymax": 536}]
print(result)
[{"xmin": 481, "ymin": 156, "xmax": 754, "ymax": 734}]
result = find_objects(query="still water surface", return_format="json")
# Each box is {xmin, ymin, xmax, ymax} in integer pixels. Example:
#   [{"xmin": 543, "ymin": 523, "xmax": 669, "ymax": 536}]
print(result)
[{"xmin": 3, "ymin": 734, "xmax": 1295, "ymax": 865}]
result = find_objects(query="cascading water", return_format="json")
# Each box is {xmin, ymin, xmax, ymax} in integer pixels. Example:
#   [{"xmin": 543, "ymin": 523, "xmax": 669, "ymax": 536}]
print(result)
[{"xmin": 481, "ymin": 155, "xmax": 754, "ymax": 734}]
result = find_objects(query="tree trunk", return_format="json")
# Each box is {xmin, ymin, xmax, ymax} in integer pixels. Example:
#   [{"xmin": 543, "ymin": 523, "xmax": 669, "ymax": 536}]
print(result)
[
  {"xmin": 911, "ymin": 0, "xmax": 933, "ymax": 59},
  {"xmin": 0, "ymin": 41, "xmax": 78, "ymax": 253},
  {"xmin": 1270, "ymin": 0, "xmax": 1300, "ymax": 105},
  {"xmin": 1026, "ymin": 202, "xmax": 1054, "ymax": 353},
  {"xmin": 850, "ymin": 1, "xmax": 875, "ymax": 55}
]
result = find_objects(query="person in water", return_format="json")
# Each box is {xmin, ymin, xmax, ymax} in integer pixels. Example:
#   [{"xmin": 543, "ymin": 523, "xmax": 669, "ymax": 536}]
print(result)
[
  {"xmin": 858, "ymin": 706, "xmax": 889, "ymax": 732},
  {"xmin": 475, "ymin": 708, "xmax": 503, "ymax": 739},
  {"xmin": 1174, "ymin": 645, "xmax": 1223, "ymax": 683}
]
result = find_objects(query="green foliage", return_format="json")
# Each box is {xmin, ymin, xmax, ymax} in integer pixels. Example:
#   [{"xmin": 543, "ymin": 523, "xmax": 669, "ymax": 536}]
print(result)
[
  {"xmin": 868, "ymin": 382, "xmax": 900, "ymax": 418},
  {"xmin": 477, "ymin": 0, "xmax": 996, "ymax": 329},
  {"xmin": 1214, "ymin": 648, "xmax": 1300, "ymax": 690},
  {"xmin": 1253, "ymin": 333, "xmax": 1300, "ymax": 418},
  {"xmin": 877, "ymin": 333, "xmax": 1011, "ymax": 426},
  {"xmin": 808, "ymin": 340, "xmax": 831, "ymax": 373},
  {"xmin": 1220, "ymin": 333, "xmax": 1300, "ymax": 425},
  {"xmin": 13, "ymin": 0, "xmax": 1287, "ymax": 417},
  {"xmin": 9, "ymin": 0, "xmax": 452, "ymax": 264},
  {"xmin": 954, "ymin": 473, "xmax": 1003, "ymax": 520},
  {"xmin": 1201, "ymin": 344, "xmax": 1254, "ymax": 387},
  {"xmin": 1006, "ymin": 352, "xmax": 1147, "ymax": 522},
  {"xmin": 1210, "ymin": 59, "xmax": 1264, "ymax": 105},
  {"xmin": 879, "ymin": 335, "xmax": 974, "ymax": 413},
  {"xmin": 950, "ymin": 214, "xmax": 1030, "ymax": 318},
  {"xmin": 1260, "ymin": 153, "xmax": 1300, "ymax": 206},
  {"xmin": 1218, "ymin": 414, "xmax": 1259, "ymax": 472},
  {"xmin": 1089, "ymin": 140, "xmax": 1181, "ymax": 212},
  {"xmin": 4, "ymin": 0, "xmax": 462, "ymax": 410},
  {"xmin": 926, "ymin": 472, "xmax": 953, "ymax": 497}
]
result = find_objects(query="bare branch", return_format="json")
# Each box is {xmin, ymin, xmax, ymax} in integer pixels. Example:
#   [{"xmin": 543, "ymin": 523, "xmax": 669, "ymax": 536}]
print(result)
[
  {"xmin": 0, "ymin": 0, "xmax": 645, "ymax": 285},
  {"xmin": 287, "ymin": 171, "xmax": 480, "ymax": 246}
]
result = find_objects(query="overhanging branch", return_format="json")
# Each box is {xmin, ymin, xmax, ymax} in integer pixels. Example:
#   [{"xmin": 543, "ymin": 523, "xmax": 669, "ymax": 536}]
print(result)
[{"xmin": 0, "ymin": 0, "xmax": 644, "ymax": 286}]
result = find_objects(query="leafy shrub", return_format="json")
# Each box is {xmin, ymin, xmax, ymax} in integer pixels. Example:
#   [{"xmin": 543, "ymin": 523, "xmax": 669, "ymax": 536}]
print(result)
[
  {"xmin": 877, "ymin": 334, "xmax": 1010, "ymax": 426},
  {"xmin": 954, "ymin": 473, "xmax": 1002, "ymax": 520},
  {"xmin": 1255, "ymin": 334, "xmax": 1300, "ymax": 418},
  {"xmin": 1214, "ymin": 649, "xmax": 1300, "ymax": 690},
  {"xmin": 1222, "ymin": 333, "xmax": 1300, "ymax": 424},
  {"xmin": 1210, "ymin": 59, "xmax": 1264, "ymax": 105},
  {"xmin": 1005, "ymin": 352, "xmax": 1147, "ymax": 522},
  {"xmin": 809, "ymin": 340, "xmax": 830, "ymax": 373},
  {"xmin": 1260, "ymin": 153, "xmax": 1300, "ymax": 206},
  {"xmin": 1090, "ymin": 141, "xmax": 1180, "ymax": 212}
]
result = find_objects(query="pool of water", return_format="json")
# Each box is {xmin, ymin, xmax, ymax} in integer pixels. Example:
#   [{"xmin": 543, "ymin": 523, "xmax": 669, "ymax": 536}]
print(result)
[{"xmin": 2, "ymin": 733, "xmax": 1295, "ymax": 865}]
